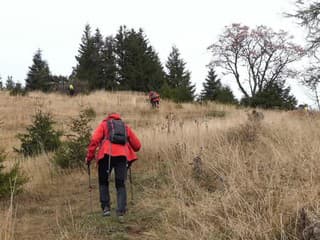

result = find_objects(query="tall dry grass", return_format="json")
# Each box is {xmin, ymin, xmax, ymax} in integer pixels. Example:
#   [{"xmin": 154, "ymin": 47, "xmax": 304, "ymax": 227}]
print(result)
[
  {"xmin": 0, "ymin": 188, "xmax": 16, "ymax": 240},
  {"xmin": 1, "ymin": 90, "xmax": 319, "ymax": 239},
  {"xmin": 136, "ymin": 109, "xmax": 320, "ymax": 239}
]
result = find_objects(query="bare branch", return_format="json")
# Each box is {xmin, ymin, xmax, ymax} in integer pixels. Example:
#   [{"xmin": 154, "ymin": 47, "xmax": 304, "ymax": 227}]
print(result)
[{"xmin": 209, "ymin": 24, "xmax": 304, "ymax": 98}]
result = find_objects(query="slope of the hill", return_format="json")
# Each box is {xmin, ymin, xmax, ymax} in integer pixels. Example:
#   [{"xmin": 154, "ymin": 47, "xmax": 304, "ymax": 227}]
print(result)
[{"xmin": 1, "ymin": 91, "xmax": 320, "ymax": 240}]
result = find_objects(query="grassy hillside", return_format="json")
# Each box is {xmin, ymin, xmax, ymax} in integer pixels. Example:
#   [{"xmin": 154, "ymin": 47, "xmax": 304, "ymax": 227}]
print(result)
[{"xmin": 1, "ymin": 90, "xmax": 320, "ymax": 240}]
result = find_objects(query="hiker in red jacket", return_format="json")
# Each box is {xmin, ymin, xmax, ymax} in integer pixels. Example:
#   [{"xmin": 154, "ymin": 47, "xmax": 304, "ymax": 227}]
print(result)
[
  {"xmin": 148, "ymin": 91, "xmax": 160, "ymax": 108},
  {"xmin": 85, "ymin": 113, "xmax": 141, "ymax": 220}
]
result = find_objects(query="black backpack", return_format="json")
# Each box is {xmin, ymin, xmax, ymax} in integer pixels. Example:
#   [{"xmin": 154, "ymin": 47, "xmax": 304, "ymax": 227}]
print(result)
[{"xmin": 107, "ymin": 119, "xmax": 127, "ymax": 145}]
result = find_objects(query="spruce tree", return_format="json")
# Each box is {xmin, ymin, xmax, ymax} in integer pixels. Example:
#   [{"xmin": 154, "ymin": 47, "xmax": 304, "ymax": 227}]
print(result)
[
  {"xmin": 114, "ymin": 26, "xmax": 165, "ymax": 92},
  {"xmin": 74, "ymin": 25, "xmax": 102, "ymax": 90},
  {"xmin": 201, "ymin": 68, "xmax": 222, "ymax": 101},
  {"xmin": 25, "ymin": 49, "xmax": 51, "ymax": 92},
  {"xmin": 165, "ymin": 46, "xmax": 195, "ymax": 102},
  {"xmin": 92, "ymin": 28, "xmax": 105, "ymax": 89},
  {"xmin": 241, "ymin": 80, "xmax": 297, "ymax": 110},
  {"xmin": 201, "ymin": 68, "xmax": 237, "ymax": 104},
  {"xmin": 114, "ymin": 26, "xmax": 127, "ymax": 89},
  {"xmin": 0, "ymin": 149, "xmax": 27, "ymax": 198},
  {"xmin": 51, "ymin": 75, "xmax": 68, "ymax": 91},
  {"xmin": 6, "ymin": 76, "xmax": 15, "ymax": 90},
  {"xmin": 101, "ymin": 36, "xmax": 117, "ymax": 90},
  {"xmin": 217, "ymin": 86, "xmax": 238, "ymax": 104}
]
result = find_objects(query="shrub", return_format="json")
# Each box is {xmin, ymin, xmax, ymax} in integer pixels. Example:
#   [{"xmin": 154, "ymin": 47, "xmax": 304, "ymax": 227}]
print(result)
[
  {"xmin": 82, "ymin": 106, "xmax": 96, "ymax": 119},
  {"xmin": 226, "ymin": 110, "xmax": 264, "ymax": 144},
  {"xmin": 240, "ymin": 81, "xmax": 297, "ymax": 110},
  {"xmin": 53, "ymin": 108, "xmax": 95, "ymax": 169},
  {"xmin": 175, "ymin": 104, "xmax": 183, "ymax": 109},
  {"xmin": 9, "ymin": 83, "xmax": 27, "ymax": 96},
  {"xmin": 205, "ymin": 110, "xmax": 226, "ymax": 118},
  {"xmin": 0, "ymin": 149, "xmax": 27, "ymax": 198},
  {"xmin": 15, "ymin": 110, "xmax": 62, "ymax": 157}
]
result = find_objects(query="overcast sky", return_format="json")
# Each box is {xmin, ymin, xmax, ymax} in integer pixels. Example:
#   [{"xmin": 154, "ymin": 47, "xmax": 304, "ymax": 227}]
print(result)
[{"xmin": 0, "ymin": 0, "xmax": 314, "ymax": 105}]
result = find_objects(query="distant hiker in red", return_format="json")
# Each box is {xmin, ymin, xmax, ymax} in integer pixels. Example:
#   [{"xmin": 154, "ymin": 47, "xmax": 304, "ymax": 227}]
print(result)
[
  {"xmin": 148, "ymin": 91, "xmax": 160, "ymax": 108},
  {"xmin": 85, "ymin": 113, "xmax": 141, "ymax": 221}
]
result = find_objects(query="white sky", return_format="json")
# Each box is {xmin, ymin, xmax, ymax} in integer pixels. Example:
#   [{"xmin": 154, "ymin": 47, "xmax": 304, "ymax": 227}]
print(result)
[{"xmin": 0, "ymin": 0, "xmax": 314, "ymax": 105}]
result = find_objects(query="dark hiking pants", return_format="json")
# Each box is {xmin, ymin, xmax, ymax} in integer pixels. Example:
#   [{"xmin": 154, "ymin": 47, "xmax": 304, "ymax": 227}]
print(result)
[{"xmin": 98, "ymin": 155, "xmax": 127, "ymax": 215}]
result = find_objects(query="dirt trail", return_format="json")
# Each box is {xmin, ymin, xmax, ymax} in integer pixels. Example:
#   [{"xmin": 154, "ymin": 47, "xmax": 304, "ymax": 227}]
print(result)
[{"xmin": 9, "ymin": 169, "xmax": 144, "ymax": 240}]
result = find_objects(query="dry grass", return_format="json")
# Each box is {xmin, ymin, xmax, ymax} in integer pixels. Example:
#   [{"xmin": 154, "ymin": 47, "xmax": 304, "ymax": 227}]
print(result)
[
  {"xmin": 1, "ymin": 90, "xmax": 320, "ymax": 239},
  {"xmin": 0, "ymin": 189, "xmax": 16, "ymax": 240}
]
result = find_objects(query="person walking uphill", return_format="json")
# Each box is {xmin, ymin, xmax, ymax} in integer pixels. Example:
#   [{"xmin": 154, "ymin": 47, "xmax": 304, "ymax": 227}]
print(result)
[
  {"xmin": 85, "ymin": 113, "xmax": 141, "ymax": 221},
  {"xmin": 68, "ymin": 83, "xmax": 75, "ymax": 96},
  {"xmin": 148, "ymin": 91, "xmax": 160, "ymax": 108}
]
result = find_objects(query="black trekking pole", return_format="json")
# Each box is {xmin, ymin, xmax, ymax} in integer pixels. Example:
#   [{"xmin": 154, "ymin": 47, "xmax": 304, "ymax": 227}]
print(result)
[
  {"xmin": 107, "ymin": 148, "xmax": 112, "ymax": 182},
  {"xmin": 87, "ymin": 162, "xmax": 93, "ymax": 214},
  {"xmin": 128, "ymin": 167, "xmax": 133, "ymax": 201}
]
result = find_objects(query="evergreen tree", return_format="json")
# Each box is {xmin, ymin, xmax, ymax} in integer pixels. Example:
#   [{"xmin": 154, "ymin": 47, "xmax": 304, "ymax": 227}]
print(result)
[
  {"xmin": 114, "ymin": 26, "xmax": 127, "ymax": 89},
  {"xmin": 164, "ymin": 46, "xmax": 195, "ymax": 102},
  {"xmin": 15, "ymin": 111, "xmax": 62, "ymax": 156},
  {"xmin": 101, "ymin": 36, "xmax": 117, "ymax": 90},
  {"xmin": 9, "ymin": 81, "xmax": 27, "ymax": 96},
  {"xmin": 51, "ymin": 75, "xmax": 68, "ymax": 91},
  {"xmin": 0, "ymin": 149, "xmax": 27, "ymax": 198},
  {"xmin": 114, "ymin": 26, "xmax": 165, "ymax": 91},
  {"xmin": 74, "ymin": 24, "xmax": 165, "ymax": 92},
  {"xmin": 25, "ymin": 49, "xmax": 51, "ymax": 92},
  {"xmin": 217, "ymin": 86, "xmax": 238, "ymax": 104},
  {"xmin": 241, "ymin": 80, "xmax": 297, "ymax": 110},
  {"xmin": 74, "ymin": 25, "xmax": 103, "ymax": 90},
  {"xmin": 6, "ymin": 76, "xmax": 15, "ymax": 90},
  {"xmin": 92, "ymin": 28, "xmax": 105, "ymax": 89},
  {"xmin": 201, "ymin": 68, "xmax": 221, "ymax": 101},
  {"xmin": 200, "ymin": 68, "xmax": 237, "ymax": 104}
]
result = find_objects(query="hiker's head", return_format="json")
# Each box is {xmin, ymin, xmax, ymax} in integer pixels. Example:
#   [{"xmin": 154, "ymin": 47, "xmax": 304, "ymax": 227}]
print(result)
[{"xmin": 107, "ymin": 112, "xmax": 121, "ymax": 119}]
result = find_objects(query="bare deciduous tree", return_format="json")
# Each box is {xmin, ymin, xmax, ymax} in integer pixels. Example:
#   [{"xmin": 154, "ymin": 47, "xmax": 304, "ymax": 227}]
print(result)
[
  {"xmin": 288, "ymin": 0, "xmax": 320, "ymax": 51},
  {"xmin": 288, "ymin": 1, "xmax": 320, "ymax": 109},
  {"xmin": 301, "ymin": 66, "xmax": 320, "ymax": 110},
  {"xmin": 208, "ymin": 23, "xmax": 304, "ymax": 98}
]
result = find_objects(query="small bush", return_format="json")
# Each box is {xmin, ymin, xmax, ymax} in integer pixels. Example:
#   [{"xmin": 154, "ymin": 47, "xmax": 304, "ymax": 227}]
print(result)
[
  {"xmin": 9, "ymin": 84, "xmax": 27, "ymax": 96},
  {"xmin": 82, "ymin": 106, "xmax": 96, "ymax": 119},
  {"xmin": 175, "ymin": 104, "xmax": 183, "ymax": 109},
  {"xmin": 226, "ymin": 110, "xmax": 264, "ymax": 144},
  {"xmin": 205, "ymin": 110, "xmax": 226, "ymax": 118},
  {"xmin": 15, "ymin": 110, "xmax": 62, "ymax": 157},
  {"xmin": 53, "ymin": 108, "xmax": 95, "ymax": 169},
  {"xmin": 0, "ymin": 149, "xmax": 27, "ymax": 198}
]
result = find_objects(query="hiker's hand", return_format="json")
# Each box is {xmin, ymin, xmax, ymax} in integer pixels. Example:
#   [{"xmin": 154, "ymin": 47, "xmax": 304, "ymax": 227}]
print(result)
[
  {"xmin": 85, "ymin": 157, "xmax": 91, "ymax": 166},
  {"xmin": 127, "ymin": 161, "xmax": 132, "ymax": 169}
]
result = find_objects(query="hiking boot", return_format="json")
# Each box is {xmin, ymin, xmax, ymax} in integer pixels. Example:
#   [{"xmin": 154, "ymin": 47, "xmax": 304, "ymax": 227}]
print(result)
[
  {"xmin": 118, "ymin": 215, "xmax": 125, "ymax": 223},
  {"xmin": 102, "ymin": 207, "xmax": 111, "ymax": 217}
]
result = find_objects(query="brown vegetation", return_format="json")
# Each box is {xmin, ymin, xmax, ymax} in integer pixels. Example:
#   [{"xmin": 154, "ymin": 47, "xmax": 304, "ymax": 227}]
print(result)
[{"xmin": 1, "ymin": 90, "xmax": 320, "ymax": 239}]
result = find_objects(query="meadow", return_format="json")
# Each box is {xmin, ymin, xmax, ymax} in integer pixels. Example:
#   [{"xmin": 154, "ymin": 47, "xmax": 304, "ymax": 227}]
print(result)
[{"xmin": 1, "ymin": 90, "xmax": 320, "ymax": 240}]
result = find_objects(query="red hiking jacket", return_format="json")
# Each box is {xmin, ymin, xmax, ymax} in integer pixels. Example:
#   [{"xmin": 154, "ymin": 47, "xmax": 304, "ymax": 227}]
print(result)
[
  {"xmin": 148, "ymin": 91, "xmax": 160, "ymax": 102},
  {"xmin": 86, "ymin": 113, "xmax": 141, "ymax": 163}
]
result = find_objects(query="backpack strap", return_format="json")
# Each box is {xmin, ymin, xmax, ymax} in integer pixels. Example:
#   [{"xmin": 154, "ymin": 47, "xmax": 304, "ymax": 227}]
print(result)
[
  {"xmin": 107, "ymin": 119, "xmax": 113, "ymax": 141},
  {"xmin": 98, "ymin": 120, "xmax": 109, "ymax": 149}
]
